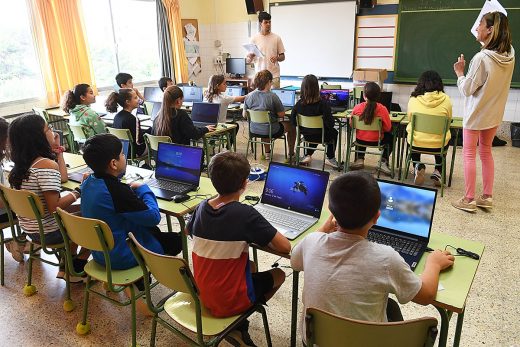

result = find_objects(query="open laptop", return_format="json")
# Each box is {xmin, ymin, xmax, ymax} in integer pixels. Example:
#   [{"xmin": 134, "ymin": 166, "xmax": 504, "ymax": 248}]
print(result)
[
  {"xmin": 181, "ymin": 86, "xmax": 203, "ymax": 107},
  {"xmin": 226, "ymin": 86, "xmax": 244, "ymax": 108},
  {"xmin": 255, "ymin": 162, "xmax": 329, "ymax": 240},
  {"xmin": 367, "ymin": 179, "xmax": 437, "ymax": 270},
  {"xmin": 145, "ymin": 143, "xmax": 203, "ymax": 201},
  {"xmin": 190, "ymin": 102, "xmax": 220, "ymax": 127},
  {"xmin": 144, "ymin": 87, "xmax": 163, "ymax": 103},
  {"xmin": 68, "ymin": 140, "xmax": 130, "ymax": 183},
  {"xmin": 272, "ymin": 89, "xmax": 296, "ymax": 111},
  {"xmin": 320, "ymin": 89, "xmax": 350, "ymax": 113}
]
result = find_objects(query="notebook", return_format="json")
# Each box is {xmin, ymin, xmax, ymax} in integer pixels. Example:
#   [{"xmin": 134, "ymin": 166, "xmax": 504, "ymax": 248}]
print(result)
[
  {"xmin": 272, "ymin": 89, "xmax": 296, "ymax": 111},
  {"xmin": 320, "ymin": 89, "xmax": 350, "ymax": 113},
  {"xmin": 367, "ymin": 179, "xmax": 437, "ymax": 270},
  {"xmin": 190, "ymin": 102, "xmax": 220, "ymax": 127},
  {"xmin": 255, "ymin": 162, "xmax": 330, "ymax": 240},
  {"xmin": 145, "ymin": 143, "xmax": 203, "ymax": 200},
  {"xmin": 181, "ymin": 86, "xmax": 203, "ymax": 107}
]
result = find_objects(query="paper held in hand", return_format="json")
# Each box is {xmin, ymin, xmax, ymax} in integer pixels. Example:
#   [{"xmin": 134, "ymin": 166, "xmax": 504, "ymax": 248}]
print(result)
[
  {"xmin": 243, "ymin": 43, "xmax": 264, "ymax": 58},
  {"xmin": 471, "ymin": 0, "xmax": 507, "ymax": 39}
]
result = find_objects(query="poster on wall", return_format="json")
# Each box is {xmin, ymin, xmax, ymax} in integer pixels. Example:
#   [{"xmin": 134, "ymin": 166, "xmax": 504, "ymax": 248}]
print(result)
[{"xmin": 182, "ymin": 19, "xmax": 201, "ymax": 79}]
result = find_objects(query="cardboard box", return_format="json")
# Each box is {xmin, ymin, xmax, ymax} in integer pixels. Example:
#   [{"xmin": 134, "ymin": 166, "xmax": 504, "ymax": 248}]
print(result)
[{"xmin": 353, "ymin": 68, "xmax": 388, "ymax": 89}]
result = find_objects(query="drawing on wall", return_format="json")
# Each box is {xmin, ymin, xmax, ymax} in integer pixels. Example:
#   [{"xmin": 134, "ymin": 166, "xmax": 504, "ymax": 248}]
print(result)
[{"xmin": 182, "ymin": 19, "xmax": 201, "ymax": 79}]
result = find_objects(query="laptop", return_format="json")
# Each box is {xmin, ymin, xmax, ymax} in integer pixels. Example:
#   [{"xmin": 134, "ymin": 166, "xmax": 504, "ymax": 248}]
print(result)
[
  {"xmin": 367, "ymin": 179, "xmax": 437, "ymax": 270},
  {"xmin": 181, "ymin": 86, "xmax": 203, "ymax": 107},
  {"xmin": 320, "ymin": 89, "xmax": 350, "ymax": 113},
  {"xmin": 144, "ymin": 87, "xmax": 163, "ymax": 103},
  {"xmin": 272, "ymin": 89, "xmax": 296, "ymax": 111},
  {"xmin": 226, "ymin": 86, "xmax": 244, "ymax": 108},
  {"xmin": 190, "ymin": 102, "xmax": 220, "ymax": 127},
  {"xmin": 255, "ymin": 162, "xmax": 330, "ymax": 240},
  {"xmin": 68, "ymin": 140, "xmax": 130, "ymax": 183},
  {"xmin": 145, "ymin": 143, "xmax": 203, "ymax": 201}
]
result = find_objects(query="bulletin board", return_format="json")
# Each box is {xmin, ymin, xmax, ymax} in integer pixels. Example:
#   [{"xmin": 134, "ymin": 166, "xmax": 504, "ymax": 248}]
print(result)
[{"xmin": 181, "ymin": 19, "xmax": 201, "ymax": 79}]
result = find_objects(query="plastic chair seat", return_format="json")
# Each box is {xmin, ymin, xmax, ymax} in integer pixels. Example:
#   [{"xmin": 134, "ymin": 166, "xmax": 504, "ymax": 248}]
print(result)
[
  {"xmin": 164, "ymin": 292, "xmax": 241, "ymax": 336},
  {"xmin": 84, "ymin": 260, "xmax": 143, "ymax": 285}
]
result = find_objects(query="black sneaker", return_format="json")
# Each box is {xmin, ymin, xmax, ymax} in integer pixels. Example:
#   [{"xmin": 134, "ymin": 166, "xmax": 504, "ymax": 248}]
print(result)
[
  {"xmin": 225, "ymin": 330, "xmax": 257, "ymax": 347},
  {"xmin": 492, "ymin": 136, "xmax": 507, "ymax": 147}
]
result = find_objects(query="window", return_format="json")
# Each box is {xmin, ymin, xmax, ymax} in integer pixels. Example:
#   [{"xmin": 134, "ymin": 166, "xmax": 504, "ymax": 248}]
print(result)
[
  {"xmin": 0, "ymin": 1, "xmax": 44, "ymax": 103},
  {"xmin": 82, "ymin": 0, "xmax": 161, "ymax": 88}
]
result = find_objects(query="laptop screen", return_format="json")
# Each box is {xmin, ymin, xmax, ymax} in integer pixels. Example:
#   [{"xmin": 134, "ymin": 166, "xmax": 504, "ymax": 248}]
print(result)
[
  {"xmin": 120, "ymin": 139, "xmax": 130, "ymax": 158},
  {"xmin": 320, "ymin": 90, "xmax": 349, "ymax": 107},
  {"xmin": 181, "ymin": 86, "xmax": 203, "ymax": 102},
  {"xmin": 376, "ymin": 180, "xmax": 437, "ymax": 238},
  {"xmin": 155, "ymin": 143, "xmax": 203, "ymax": 186},
  {"xmin": 225, "ymin": 86, "xmax": 244, "ymax": 97},
  {"xmin": 261, "ymin": 163, "xmax": 329, "ymax": 218},
  {"xmin": 190, "ymin": 102, "xmax": 220, "ymax": 123},
  {"xmin": 272, "ymin": 89, "xmax": 296, "ymax": 107},
  {"xmin": 144, "ymin": 87, "xmax": 163, "ymax": 103}
]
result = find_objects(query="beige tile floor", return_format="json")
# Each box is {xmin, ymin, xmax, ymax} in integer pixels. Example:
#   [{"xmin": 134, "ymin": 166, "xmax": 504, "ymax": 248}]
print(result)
[{"xmin": 1, "ymin": 120, "xmax": 519, "ymax": 346}]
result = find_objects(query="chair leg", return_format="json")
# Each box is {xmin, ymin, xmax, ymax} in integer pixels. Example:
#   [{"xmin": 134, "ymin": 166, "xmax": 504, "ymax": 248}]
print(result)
[
  {"xmin": 62, "ymin": 250, "xmax": 74, "ymax": 312},
  {"xmin": 441, "ymin": 157, "xmax": 446, "ymax": 197},
  {"xmin": 150, "ymin": 315, "xmax": 158, "ymax": 347},
  {"xmin": 129, "ymin": 284, "xmax": 137, "ymax": 347},
  {"xmin": 76, "ymin": 277, "xmax": 91, "ymax": 335},
  {"xmin": 23, "ymin": 243, "xmax": 37, "ymax": 296},
  {"xmin": 259, "ymin": 305, "xmax": 273, "ymax": 347},
  {"xmin": 1, "ymin": 234, "xmax": 4, "ymax": 286}
]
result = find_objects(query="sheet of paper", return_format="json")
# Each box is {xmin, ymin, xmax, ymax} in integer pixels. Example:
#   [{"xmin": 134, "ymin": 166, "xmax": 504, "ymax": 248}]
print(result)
[
  {"xmin": 471, "ymin": 0, "xmax": 507, "ymax": 39},
  {"xmin": 438, "ymin": 282, "xmax": 445, "ymax": 292},
  {"xmin": 243, "ymin": 43, "xmax": 264, "ymax": 58}
]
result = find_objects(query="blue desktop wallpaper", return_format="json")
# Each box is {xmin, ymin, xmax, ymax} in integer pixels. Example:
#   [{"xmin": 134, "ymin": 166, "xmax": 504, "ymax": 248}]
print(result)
[
  {"xmin": 155, "ymin": 144, "xmax": 202, "ymax": 185},
  {"xmin": 320, "ymin": 90, "xmax": 350, "ymax": 107},
  {"xmin": 261, "ymin": 164, "xmax": 329, "ymax": 217},
  {"xmin": 377, "ymin": 181, "xmax": 436, "ymax": 238}
]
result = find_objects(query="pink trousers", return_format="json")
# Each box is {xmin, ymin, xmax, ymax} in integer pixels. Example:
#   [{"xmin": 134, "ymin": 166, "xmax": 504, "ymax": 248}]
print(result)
[{"xmin": 462, "ymin": 127, "xmax": 498, "ymax": 200}]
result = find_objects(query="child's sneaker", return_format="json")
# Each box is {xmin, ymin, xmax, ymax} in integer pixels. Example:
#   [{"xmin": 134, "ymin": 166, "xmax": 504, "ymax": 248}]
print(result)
[
  {"xmin": 414, "ymin": 164, "xmax": 425, "ymax": 186},
  {"xmin": 451, "ymin": 197, "xmax": 477, "ymax": 213},
  {"xmin": 476, "ymin": 195, "xmax": 493, "ymax": 209},
  {"xmin": 430, "ymin": 170, "xmax": 442, "ymax": 187},
  {"xmin": 5, "ymin": 241, "xmax": 24, "ymax": 263},
  {"xmin": 350, "ymin": 158, "xmax": 364, "ymax": 170},
  {"xmin": 378, "ymin": 161, "xmax": 392, "ymax": 176},
  {"xmin": 300, "ymin": 155, "xmax": 312, "ymax": 165},
  {"xmin": 325, "ymin": 157, "xmax": 340, "ymax": 169}
]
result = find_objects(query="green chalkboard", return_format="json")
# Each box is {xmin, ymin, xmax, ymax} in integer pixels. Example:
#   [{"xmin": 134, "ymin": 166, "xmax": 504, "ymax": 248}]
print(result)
[{"xmin": 395, "ymin": 0, "xmax": 520, "ymax": 87}]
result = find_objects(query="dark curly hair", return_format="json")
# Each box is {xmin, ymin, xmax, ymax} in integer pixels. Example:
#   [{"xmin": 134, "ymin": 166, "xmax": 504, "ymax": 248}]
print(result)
[
  {"xmin": 8, "ymin": 113, "xmax": 55, "ymax": 189},
  {"xmin": 411, "ymin": 70, "xmax": 444, "ymax": 97}
]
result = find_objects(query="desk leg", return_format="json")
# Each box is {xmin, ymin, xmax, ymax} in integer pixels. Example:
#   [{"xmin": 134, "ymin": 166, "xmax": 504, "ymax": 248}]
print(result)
[
  {"xmin": 202, "ymin": 137, "xmax": 210, "ymax": 168},
  {"xmin": 336, "ymin": 120, "xmax": 343, "ymax": 171},
  {"xmin": 435, "ymin": 306, "xmax": 452, "ymax": 347},
  {"xmin": 391, "ymin": 124, "xmax": 398, "ymax": 178},
  {"xmin": 290, "ymin": 271, "xmax": 300, "ymax": 347},
  {"xmin": 448, "ymin": 129, "xmax": 460, "ymax": 187},
  {"xmin": 176, "ymin": 216, "xmax": 189, "ymax": 263},
  {"xmin": 453, "ymin": 310, "xmax": 465, "ymax": 347}
]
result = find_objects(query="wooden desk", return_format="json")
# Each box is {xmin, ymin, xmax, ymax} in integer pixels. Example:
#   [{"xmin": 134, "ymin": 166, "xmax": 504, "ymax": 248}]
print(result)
[
  {"xmin": 226, "ymin": 78, "xmax": 251, "ymax": 92},
  {"xmin": 200, "ymin": 123, "xmax": 237, "ymax": 166},
  {"xmin": 63, "ymin": 152, "xmax": 86, "ymax": 169}
]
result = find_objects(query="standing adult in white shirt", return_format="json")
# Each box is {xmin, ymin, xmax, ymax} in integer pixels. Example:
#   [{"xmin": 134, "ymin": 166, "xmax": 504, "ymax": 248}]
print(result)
[{"xmin": 247, "ymin": 11, "xmax": 285, "ymax": 89}]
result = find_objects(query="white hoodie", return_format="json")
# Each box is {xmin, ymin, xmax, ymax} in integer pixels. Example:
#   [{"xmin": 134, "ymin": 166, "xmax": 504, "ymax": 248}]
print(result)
[{"xmin": 457, "ymin": 47, "xmax": 515, "ymax": 130}]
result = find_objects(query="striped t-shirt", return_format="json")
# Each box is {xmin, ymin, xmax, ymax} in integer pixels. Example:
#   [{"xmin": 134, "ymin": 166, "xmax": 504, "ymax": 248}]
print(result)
[{"xmin": 19, "ymin": 168, "xmax": 61, "ymax": 234}]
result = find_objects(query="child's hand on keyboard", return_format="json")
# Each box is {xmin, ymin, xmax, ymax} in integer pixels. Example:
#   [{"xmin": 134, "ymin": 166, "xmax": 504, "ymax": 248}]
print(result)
[
  {"xmin": 129, "ymin": 181, "xmax": 143, "ymax": 189},
  {"xmin": 317, "ymin": 214, "xmax": 337, "ymax": 234}
]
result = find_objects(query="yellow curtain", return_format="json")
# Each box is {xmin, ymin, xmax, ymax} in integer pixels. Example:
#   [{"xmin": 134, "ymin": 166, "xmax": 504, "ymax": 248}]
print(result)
[
  {"xmin": 162, "ymin": 0, "xmax": 188, "ymax": 83},
  {"xmin": 26, "ymin": 0, "xmax": 97, "ymax": 105}
]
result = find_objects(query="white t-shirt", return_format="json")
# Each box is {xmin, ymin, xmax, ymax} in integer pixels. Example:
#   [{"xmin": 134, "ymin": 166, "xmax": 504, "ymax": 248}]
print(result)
[
  {"xmin": 251, "ymin": 32, "xmax": 285, "ymax": 78},
  {"xmin": 203, "ymin": 93, "xmax": 235, "ymax": 123},
  {"xmin": 291, "ymin": 231, "xmax": 422, "ymax": 337}
]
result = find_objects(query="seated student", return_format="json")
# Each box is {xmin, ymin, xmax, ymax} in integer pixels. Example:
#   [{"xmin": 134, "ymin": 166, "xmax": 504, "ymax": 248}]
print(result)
[
  {"xmin": 62, "ymin": 83, "xmax": 107, "ymax": 138},
  {"xmin": 290, "ymin": 74, "xmax": 339, "ymax": 169},
  {"xmin": 158, "ymin": 76, "xmax": 174, "ymax": 92},
  {"xmin": 187, "ymin": 151, "xmax": 291, "ymax": 346},
  {"xmin": 350, "ymin": 82, "xmax": 393, "ymax": 175},
  {"xmin": 105, "ymin": 88, "xmax": 147, "ymax": 157},
  {"xmin": 116, "ymin": 72, "xmax": 145, "ymax": 114},
  {"xmin": 80, "ymin": 133, "xmax": 182, "ymax": 311},
  {"xmin": 153, "ymin": 85, "xmax": 215, "ymax": 145},
  {"xmin": 291, "ymin": 171, "xmax": 455, "ymax": 338},
  {"xmin": 407, "ymin": 70, "xmax": 452, "ymax": 186},
  {"xmin": 204, "ymin": 74, "xmax": 246, "ymax": 124},
  {"xmin": 8, "ymin": 113, "xmax": 88, "ymax": 280},
  {"xmin": 243, "ymin": 69, "xmax": 296, "ymax": 161}
]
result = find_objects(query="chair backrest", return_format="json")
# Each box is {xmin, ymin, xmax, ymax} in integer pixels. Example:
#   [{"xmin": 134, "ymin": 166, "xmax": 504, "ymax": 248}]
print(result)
[
  {"xmin": 55, "ymin": 207, "xmax": 115, "ymax": 252},
  {"xmin": 68, "ymin": 124, "xmax": 89, "ymax": 141},
  {"xmin": 143, "ymin": 101, "xmax": 154, "ymax": 116},
  {"xmin": 351, "ymin": 115, "xmax": 381, "ymax": 132},
  {"xmin": 322, "ymin": 84, "xmax": 342, "ymax": 90},
  {"xmin": 410, "ymin": 112, "xmax": 449, "ymax": 137},
  {"xmin": 0, "ymin": 184, "xmax": 44, "ymax": 219},
  {"xmin": 144, "ymin": 133, "xmax": 172, "ymax": 152},
  {"xmin": 107, "ymin": 127, "xmax": 133, "ymax": 141},
  {"xmin": 297, "ymin": 114, "xmax": 324, "ymax": 129},
  {"xmin": 127, "ymin": 232, "xmax": 196, "ymax": 294},
  {"xmin": 247, "ymin": 110, "xmax": 270, "ymax": 123},
  {"xmin": 305, "ymin": 307, "xmax": 438, "ymax": 347},
  {"xmin": 353, "ymin": 86, "xmax": 364, "ymax": 99},
  {"xmin": 33, "ymin": 107, "xmax": 50, "ymax": 122}
]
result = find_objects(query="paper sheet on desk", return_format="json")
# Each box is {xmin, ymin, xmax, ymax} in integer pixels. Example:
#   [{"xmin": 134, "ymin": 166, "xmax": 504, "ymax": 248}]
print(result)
[
  {"xmin": 471, "ymin": 0, "xmax": 507, "ymax": 39},
  {"xmin": 438, "ymin": 282, "xmax": 445, "ymax": 291},
  {"xmin": 243, "ymin": 43, "xmax": 264, "ymax": 58}
]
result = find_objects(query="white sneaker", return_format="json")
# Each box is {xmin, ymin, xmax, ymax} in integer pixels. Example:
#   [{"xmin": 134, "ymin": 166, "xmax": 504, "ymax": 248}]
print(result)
[
  {"xmin": 5, "ymin": 241, "xmax": 24, "ymax": 263},
  {"xmin": 414, "ymin": 164, "xmax": 425, "ymax": 186},
  {"xmin": 300, "ymin": 155, "xmax": 312, "ymax": 165},
  {"xmin": 325, "ymin": 157, "xmax": 340, "ymax": 169},
  {"xmin": 378, "ymin": 161, "xmax": 392, "ymax": 176}
]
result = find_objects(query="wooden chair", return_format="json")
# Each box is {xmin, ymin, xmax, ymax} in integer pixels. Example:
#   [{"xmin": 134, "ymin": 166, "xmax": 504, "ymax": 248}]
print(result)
[
  {"xmin": 127, "ymin": 232, "xmax": 273, "ymax": 347},
  {"xmin": 321, "ymin": 84, "xmax": 342, "ymax": 90},
  {"xmin": 33, "ymin": 107, "xmax": 73, "ymax": 151},
  {"xmin": 0, "ymin": 185, "xmax": 74, "ymax": 310},
  {"xmin": 295, "ymin": 114, "xmax": 335, "ymax": 171},
  {"xmin": 54, "ymin": 207, "xmax": 152, "ymax": 346},
  {"xmin": 305, "ymin": 307, "xmax": 438, "ymax": 347},
  {"xmin": 401, "ymin": 112, "xmax": 450, "ymax": 197},
  {"xmin": 246, "ymin": 110, "xmax": 287, "ymax": 162},
  {"xmin": 144, "ymin": 133, "xmax": 172, "ymax": 169},
  {"xmin": 107, "ymin": 127, "xmax": 144, "ymax": 166},
  {"xmin": 67, "ymin": 124, "xmax": 89, "ymax": 154}
]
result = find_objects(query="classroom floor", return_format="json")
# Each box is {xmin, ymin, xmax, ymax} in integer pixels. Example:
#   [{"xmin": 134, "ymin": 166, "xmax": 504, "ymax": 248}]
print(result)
[{"xmin": 1, "ymin": 120, "xmax": 519, "ymax": 347}]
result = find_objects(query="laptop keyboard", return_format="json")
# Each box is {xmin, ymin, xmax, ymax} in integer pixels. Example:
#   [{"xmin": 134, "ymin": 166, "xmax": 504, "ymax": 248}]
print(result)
[
  {"xmin": 146, "ymin": 178, "xmax": 190, "ymax": 193},
  {"xmin": 256, "ymin": 207, "xmax": 311, "ymax": 231},
  {"xmin": 367, "ymin": 231, "xmax": 422, "ymax": 256}
]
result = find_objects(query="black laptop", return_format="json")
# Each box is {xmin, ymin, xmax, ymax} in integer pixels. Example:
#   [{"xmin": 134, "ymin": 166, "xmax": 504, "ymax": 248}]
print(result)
[
  {"xmin": 190, "ymin": 102, "xmax": 220, "ymax": 127},
  {"xmin": 367, "ymin": 179, "xmax": 437, "ymax": 270},
  {"xmin": 320, "ymin": 89, "xmax": 350, "ymax": 113},
  {"xmin": 145, "ymin": 143, "xmax": 203, "ymax": 201}
]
